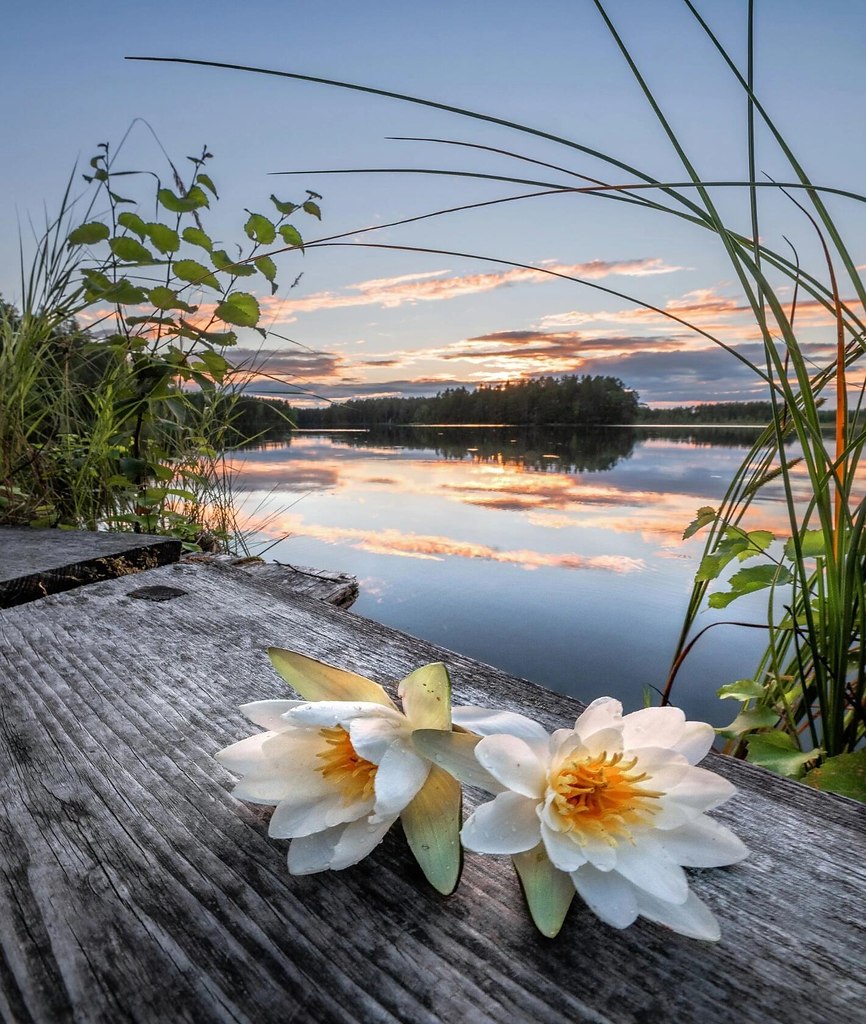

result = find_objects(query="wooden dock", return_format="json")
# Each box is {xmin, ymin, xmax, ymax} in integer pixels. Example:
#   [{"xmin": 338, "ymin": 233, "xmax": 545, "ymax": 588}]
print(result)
[{"xmin": 0, "ymin": 531, "xmax": 863, "ymax": 1023}]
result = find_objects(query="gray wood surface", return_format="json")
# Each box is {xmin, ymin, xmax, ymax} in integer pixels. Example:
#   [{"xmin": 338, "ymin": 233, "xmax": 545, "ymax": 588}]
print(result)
[
  {"xmin": 183, "ymin": 554, "xmax": 359, "ymax": 607},
  {"xmin": 0, "ymin": 560, "xmax": 864, "ymax": 1024},
  {"xmin": 0, "ymin": 528, "xmax": 181, "ymax": 608}
]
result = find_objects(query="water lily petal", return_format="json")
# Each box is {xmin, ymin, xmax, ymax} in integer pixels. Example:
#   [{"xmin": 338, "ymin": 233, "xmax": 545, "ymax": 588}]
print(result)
[
  {"xmin": 573, "ymin": 726, "xmax": 624, "ymax": 759},
  {"xmin": 286, "ymin": 824, "xmax": 346, "ymax": 874},
  {"xmin": 285, "ymin": 701, "xmax": 405, "ymax": 728},
  {"xmin": 348, "ymin": 716, "xmax": 404, "ymax": 764},
  {"xmin": 635, "ymin": 888, "xmax": 721, "ymax": 941},
  {"xmin": 239, "ymin": 700, "xmax": 305, "ymax": 731},
  {"xmin": 570, "ymin": 864, "xmax": 640, "ymax": 930},
  {"xmin": 673, "ymin": 722, "xmax": 716, "ymax": 764},
  {"xmin": 330, "ymin": 814, "xmax": 397, "ymax": 869},
  {"xmin": 461, "ymin": 792, "xmax": 541, "ymax": 854},
  {"xmin": 475, "ymin": 734, "xmax": 547, "ymax": 798},
  {"xmin": 398, "ymin": 662, "xmax": 451, "ymax": 730},
  {"xmin": 580, "ymin": 837, "xmax": 618, "ymax": 872},
  {"xmin": 373, "ymin": 740, "xmax": 431, "ymax": 817},
  {"xmin": 653, "ymin": 767, "xmax": 737, "ymax": 828},
  {"xmin": 269, "ymin": 786, "xmax": 372, "ymax": 838},
  {"xmin": 573, "ymin": 697, "xmax": 623, "ymax": 740},
  {"xmin": 540, "ymin": 822, "xmax": 588, "ymax": 872},
  {"xmin": 657, "ymin": 816, "xmax": 749, "ymax": 867},
  {"xmin": 452, "ymin": 706, "xmax": 550, "ymax": 743},
  {"xmin": 614, "ymin": 836, "xmax": 689, "ymax": 903},
  {"xmin": 412, "ymin": 729, "xmax": 505, "ymax": 792},
  {"xmin": 215, "ymin": 731, "xmax": 277, "ymax": 772},
  {"xmin": 512, "ymin": 844, "xmax": 575, "ymax": 938},
  {"xmin": 268, "ymin": 648, "xmax": 396, "ymax": 708},
  {"xmin": 401, "ymin": 765, "xmax": 463, "ymax": 895},
  {"xmin": 621, "ymin": 706, "xmax": 687, "ymax": 751}
]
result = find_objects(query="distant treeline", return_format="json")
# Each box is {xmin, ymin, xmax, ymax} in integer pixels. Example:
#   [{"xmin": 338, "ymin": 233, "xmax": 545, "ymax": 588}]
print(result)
[
  {"xmin": 638, "ymin": 401, "xmax": 775, "ymax": 424},
  {"xmin": 293, "ymin": 375, "xmax": 640, "ymax": 428}
]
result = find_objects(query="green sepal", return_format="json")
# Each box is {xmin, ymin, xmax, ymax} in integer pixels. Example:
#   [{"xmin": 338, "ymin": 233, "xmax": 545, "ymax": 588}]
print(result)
[
  {"xmin": 267, "ymin": 648, "xmax": 396, "ymax": 708},
  {"xmin": 399, "ymin": 662, "xmax": 451, "ymax": 730},
  {"xmin": 512, "ymin": 844, "xmax": 574, "ymax": 938},
  {"xmin": 401, "ymin": 765, "xmax": 462, "ymax": 895}
]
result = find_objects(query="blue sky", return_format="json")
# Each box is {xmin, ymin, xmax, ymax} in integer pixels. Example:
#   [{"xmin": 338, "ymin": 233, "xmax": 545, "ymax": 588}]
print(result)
[{"xmin": 4, "ymin": 0, "xmax": 866, "ymax": 405}]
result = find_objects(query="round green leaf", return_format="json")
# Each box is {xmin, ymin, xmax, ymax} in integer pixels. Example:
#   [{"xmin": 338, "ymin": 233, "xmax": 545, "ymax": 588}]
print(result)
[
  {"xmin": 255, "ymin": 255, "xmax": 278, "ymax": 293},
  {"xmin": 244, "ymin": 212, "xmax": 277, "ymax": 245},
  {"xmin": 157, "ymin": 185, "xmax": 210, "ymax": 213},
  {"xmin": 211, "ymin": 248, "xmax": 256, "ymax": 276},
  {"xmin": 110, "ymin": 236, "xmax": 154, "ymax": 263},
  {"xmin": 182, "ymin": 226, "xmax": 213, "ymax": 252},
  {"xmin": 278, "ymin": 224, "xmax": 304, "ymax": 251},
  {"xmin": 804, "ymin": 751, "xmax": 866, "ymax": 803},
  {"xmin": 215, "ymin": 291, "xmax": 260, "ymax": 328},
  {"xmin": 117, "ymin": 212, "xmax": 147, "ymax": 239},
  {"xmin": 173, "ymin": 258, "xmax": 221, "ymax": 292},
  {"xmin": 148, "ymin": 286, "xmax": 197, "ymax": 313},
  {"xmin": 145, "ymin": 222, "xmax": 180, "ymax": 254},
  {"xmin": 68, "ymin": 221, "xmax": 110, "ymax": 246}
]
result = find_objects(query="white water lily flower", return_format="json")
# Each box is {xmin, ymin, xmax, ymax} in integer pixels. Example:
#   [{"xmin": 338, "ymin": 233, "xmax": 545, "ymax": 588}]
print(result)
[
  {"xmin": 216, "ymin": 649, "xmax": 462, "ymax": 894},
  {"xmin": 414, "ymin": 697, "xmax": 747, "ymax": 939}
]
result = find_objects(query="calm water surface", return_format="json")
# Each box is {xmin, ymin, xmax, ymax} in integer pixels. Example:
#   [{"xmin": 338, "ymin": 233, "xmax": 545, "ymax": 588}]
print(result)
[{"xmin": 229, "ymin": 426, "xmax": 794, "ymax": 725}]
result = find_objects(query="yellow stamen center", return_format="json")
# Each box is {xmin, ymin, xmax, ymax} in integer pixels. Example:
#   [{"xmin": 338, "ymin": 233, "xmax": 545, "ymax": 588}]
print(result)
[
  {"xmin": 550, "ymin": 750, "xmax": 662, "ymax": 845},
  {"xmin": 317, "ymin": 726, "xmax": 377, "ymax": 804}
]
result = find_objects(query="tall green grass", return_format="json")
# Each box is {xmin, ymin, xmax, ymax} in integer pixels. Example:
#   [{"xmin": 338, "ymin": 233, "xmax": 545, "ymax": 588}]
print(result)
[{"xmin": 132, "ymin": 1, "xmax": 866, "ymax": 786}]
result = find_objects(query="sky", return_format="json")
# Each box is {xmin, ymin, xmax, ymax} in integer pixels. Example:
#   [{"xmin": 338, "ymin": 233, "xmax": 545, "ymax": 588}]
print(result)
[{"xmin": 4, "ymin": 0, "xmax": 866, "ymax": 407}]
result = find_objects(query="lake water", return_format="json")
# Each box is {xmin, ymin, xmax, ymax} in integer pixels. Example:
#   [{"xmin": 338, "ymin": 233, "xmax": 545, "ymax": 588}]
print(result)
[{"xmin": 228, "ymin": 425, "xmax": 793, "ymax": 726}]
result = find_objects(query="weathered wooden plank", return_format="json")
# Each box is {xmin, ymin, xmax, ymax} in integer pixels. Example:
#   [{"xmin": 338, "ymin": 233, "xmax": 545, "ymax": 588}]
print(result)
[
  {"xmin": 0, "ymin": 528, "xmax": 181, "ymax": 608},
  {"xmin": 0, "ymin": 560, "xmax": 863, "ymax": 1024},
  {"xmin": 182, "ymin": 554, "xmax": 359, "ymax": 607}
]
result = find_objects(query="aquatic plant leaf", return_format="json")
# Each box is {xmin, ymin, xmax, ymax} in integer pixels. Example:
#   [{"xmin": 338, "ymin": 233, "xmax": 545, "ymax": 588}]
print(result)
[
  {"xmin": 804, "ymin": 751, "xmax": 866, "ymax": 803},
  {"xmin": 717, "ymin": 678, "xmax": 765, "ymax": 701},
  {"xmin": 718, "ymin": 706, "xmax": 779, "ymax": 737},
  {"xmin": 784, "ymin": 529, "xmax": 826, "ymax": 560},
  {"xmin": 746, "ymin": 732, "xmax": 819, "ymax": 778},
  {"xmin": 683, "ymin": 506, "xmax": 716, "ymax": 540}
]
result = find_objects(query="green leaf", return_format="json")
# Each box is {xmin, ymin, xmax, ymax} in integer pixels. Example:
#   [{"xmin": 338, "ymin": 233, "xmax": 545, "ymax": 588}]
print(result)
[
  {"xmin": 255, "ymin": 255, "xmax": 278, "ymax": 294},
  {"xmin": 81, "ymin": 268, "xmax": 111, "ymax": 294},
  {"xmin": 144, "ymin": 222, "xmax": 180, "ymax": 254},
  {"xmin": 717, "ymin": 678, "xmax": 765, "ymax": 701},
  {"xmin": 278, "ymin": 224, "xmax": 305, "ymax": 251},
  {"xmin": 173, "ymin": 258, "xmax": 221, "ymax": 292},
  {"xmin": 784, "ymin": 529, "xmax": 826, "ymax": 560},
  {"xmin": 683, "ymin": 505, "xmax": 716, "ymax": 540},
  {"xmin": 740, "ymin": 530, "xmax": 774, "ymax": 559},
  {"xmin": 215, "ymin": 291, "xmax": 260, "ymax": 328},
  {"xmin": 182, "ymin": 226, "xmax": 213, "ymax": 252},
  {"xmin": 270, "ymin": 194, "xmax": 297, "ymax": 215},
  {"xmin": 400, "ymin": 765, "xmax": 462, "ymax": 895},
  {"xmin": 803, "ymin": 750, "xmax": 866, "ymax": 803},
  {"xmin": 266, "ymin": 648, "xmax": 396, "ymax": 707},
  {"xmin": 109, "ymin": 236, "xmax": 154, "ymax": 263},
  {"xmin": 211, "ymin": 248, "xmax": 256, "ymax": 276},
  {"xmin": 148, "ymin": 286, "xmax": 197, "ymax": 313},
  {"xmin": 512, "ymin": 844, "xmax": 574, "ymax": 938},
  {"xmin": 708, "ymin": 564, "xmax": 792, "ymax": 609},
  {"xmin": 302, "ymin": 199, "xmax": 322, "ymax": 220},
  {"xmin": 194, "ymin": 350, "xmax": 230, "ymax": 378},
  {"xmin": 398, "ymin": 662, "xmax": 451, "ymax": 730},
  {"xmin": 745, "ymin": 732, "xmax": 820, "ymax": 779},
  {"xmin": 157, "ymin": 185, "xmax": 210, "ymax": 213},
  {"xmin": 101, "ymin": 280, "xmax": 147, "ymax": 304},
  {"xmin": 67, "ymin": 221, "xmax": 111, "ymax": 246},
  {"xmin": 126, "ymin": 315, "xmax": 176, "ymax": 327},
  {"xmin": 718, "ymin": 706, "xmax": 779, "ymax": 738},
  {"xmin": 244, "ymin": 212, "xmax": 277, "ymax": 245},
  {"xmin": 196, "ymin": 172, "xmax": 218, "ymax": 198},
  {"xmin": 117, "ymin": 212, "xmax": 147, "ymax": 238}
]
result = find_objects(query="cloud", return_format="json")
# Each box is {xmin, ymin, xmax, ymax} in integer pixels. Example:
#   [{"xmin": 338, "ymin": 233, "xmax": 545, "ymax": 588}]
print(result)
[{"xmin": 278, "ymin": 257, "xmax": 684, "ymax": 314}]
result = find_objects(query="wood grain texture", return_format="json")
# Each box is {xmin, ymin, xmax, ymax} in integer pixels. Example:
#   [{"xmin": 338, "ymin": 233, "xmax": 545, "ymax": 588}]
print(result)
[
  {"xmin": 0, "ymin": 560, "xmax": 864, "ymax": 1024},
  {"xmin": 182, "ymin": 555, "xmax": 358, "ymax": 607},
  {"xmin": 0, "ymin": 529, "xmax": 181, "ymax": 608}
]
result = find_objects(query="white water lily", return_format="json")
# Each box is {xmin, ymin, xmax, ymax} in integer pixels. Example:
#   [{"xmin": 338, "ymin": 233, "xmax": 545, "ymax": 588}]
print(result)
[
  {"xmin": 216, "ymin": 649, "xmax": 462, "ymax": 894},
  {"xmin": 414, "ymin": 697, "xmax": 747, "ymax": 939}
]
